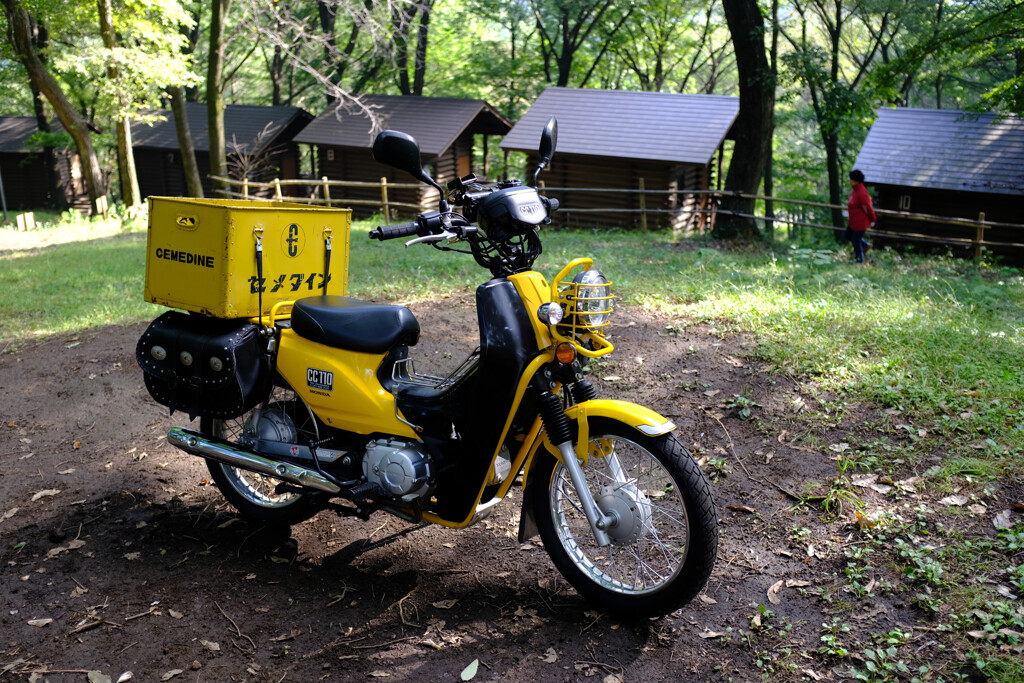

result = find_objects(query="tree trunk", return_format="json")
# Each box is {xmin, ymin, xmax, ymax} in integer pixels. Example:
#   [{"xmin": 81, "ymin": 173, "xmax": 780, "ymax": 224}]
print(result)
[
  {"xmin": 3, "ymin": 0, "xmax": 105, "ymax": 215},
  {"xmin": 170, "ymin": 85, "xmax": 204, "ymax": 198},
  {"xmin": 716, "ymin": 0, "xmax": 774, "ymax": 240},
  {"xmin": 207, "ymin": 0, "xmax": 232, "ymax": 196},
  {"xmin": 412, "ymin": 0, "xmax": 434, "ymax": 96},
  {"xmin": 98, "ymin": 0, "xmax": 141, "ymax": 207}
]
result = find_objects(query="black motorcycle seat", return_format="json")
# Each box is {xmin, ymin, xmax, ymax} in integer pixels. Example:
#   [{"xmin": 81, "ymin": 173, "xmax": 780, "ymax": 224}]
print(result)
[{"xmin": 291, "ymin": 296, "xmax": 420, "ymax": 353}]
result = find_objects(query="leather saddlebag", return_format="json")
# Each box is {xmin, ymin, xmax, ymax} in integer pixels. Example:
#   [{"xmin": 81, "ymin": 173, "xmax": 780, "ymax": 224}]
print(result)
[{"xmin": 136, "ymin": 311, "xmax": 272, "ymax": 420}]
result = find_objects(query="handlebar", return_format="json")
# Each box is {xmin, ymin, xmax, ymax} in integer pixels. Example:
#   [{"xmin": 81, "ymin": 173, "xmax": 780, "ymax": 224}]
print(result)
[{"xmin": 368, "ymin": 221, "xmax": 421, "ymax": 241}]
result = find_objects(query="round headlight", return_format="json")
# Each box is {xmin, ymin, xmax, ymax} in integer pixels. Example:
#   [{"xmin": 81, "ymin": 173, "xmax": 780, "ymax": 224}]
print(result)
[{"xmin": 573, "ymin": 269, "xmax": 613, "ymax": 327}]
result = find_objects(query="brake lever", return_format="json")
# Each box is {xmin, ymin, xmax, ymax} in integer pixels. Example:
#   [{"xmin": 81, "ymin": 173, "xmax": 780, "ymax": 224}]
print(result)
[
  {"xmin": 404, "ymin": 225, "xmax": 479, "ymax": 247},
  {"xmin": 405, "ymin": 230, "xmax": 458, "ymax": 247}
]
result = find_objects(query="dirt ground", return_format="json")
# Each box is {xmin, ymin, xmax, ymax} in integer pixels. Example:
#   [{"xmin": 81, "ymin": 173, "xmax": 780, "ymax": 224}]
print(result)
[{"xmin": 1, "ymin": 298, "xmax": 1019, "ymax": 682}]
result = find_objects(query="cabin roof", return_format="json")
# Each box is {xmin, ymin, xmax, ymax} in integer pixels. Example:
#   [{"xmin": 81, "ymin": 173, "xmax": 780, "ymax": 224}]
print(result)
[
  {"xmin": 131, "ymin": 103, "xmax": 312, "ymax": 153},
  {"xmin": 293, "ymin": 95, "xmax": 512, "ymax": 157},
  {"xmin": 500, "ymin": 87, "xmax": 739, "ymax": 165},
  {"xmin": 854, "ymin": 107, "xmax": 1024, "ymax": 196},
  {"xmin": 0, "ymin": 117, "xmax": 38, "ymax": 153}
]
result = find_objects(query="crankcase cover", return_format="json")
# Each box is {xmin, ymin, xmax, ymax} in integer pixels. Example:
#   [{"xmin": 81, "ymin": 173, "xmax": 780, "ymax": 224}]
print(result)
[{"xmin": 363, "ymin": 439, "xmax": 432, "ymax": 500}]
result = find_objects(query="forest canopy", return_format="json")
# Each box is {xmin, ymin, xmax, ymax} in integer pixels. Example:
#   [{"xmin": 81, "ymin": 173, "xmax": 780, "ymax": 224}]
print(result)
[{"xmin": 1, "ymin": 0, "xmax": 1022, "ymax": 220}]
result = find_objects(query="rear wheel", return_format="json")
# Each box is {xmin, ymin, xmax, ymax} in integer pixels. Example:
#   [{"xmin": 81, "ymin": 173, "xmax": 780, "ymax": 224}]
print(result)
[
  {"xmin": 532, "ymin": 419, "xmax": 717, "ymax": 618},
  {"xmin": 200, "ymin": 388, "xmax": 324, "ymax": 525}
]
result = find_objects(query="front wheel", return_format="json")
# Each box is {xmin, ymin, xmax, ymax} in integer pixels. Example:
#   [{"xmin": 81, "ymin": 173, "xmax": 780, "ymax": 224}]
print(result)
[{"xmin": 531, "ymin": 419, "xmax": 717, "ymax": 618}]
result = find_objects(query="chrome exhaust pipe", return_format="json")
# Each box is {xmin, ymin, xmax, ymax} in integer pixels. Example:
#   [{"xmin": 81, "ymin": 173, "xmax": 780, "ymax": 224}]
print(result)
[{"xmin": 167, "ymin": 427, "xmax": 341, "ymax": 495}]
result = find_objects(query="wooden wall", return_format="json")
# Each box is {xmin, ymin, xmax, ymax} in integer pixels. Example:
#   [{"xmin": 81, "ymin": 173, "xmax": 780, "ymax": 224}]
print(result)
[
  {"xmin": 528, "ymin": 152, "xmax": 713, "ymax": 231},
  {"xmin": 871, "ymin": 183, "xmax": 1024, "ymax": 257},
  {"xmin": 0, "ymin": 150, "xmax": 87, "ymax": 210}
]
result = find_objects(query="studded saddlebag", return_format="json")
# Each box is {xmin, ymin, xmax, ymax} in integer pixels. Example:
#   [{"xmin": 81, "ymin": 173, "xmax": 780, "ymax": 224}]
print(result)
[{"xmin": 136, "ymin": 311, "xmax": 272, "ymax": 420}]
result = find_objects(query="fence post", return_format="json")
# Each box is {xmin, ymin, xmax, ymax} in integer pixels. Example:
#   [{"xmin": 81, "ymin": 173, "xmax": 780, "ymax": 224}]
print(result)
[
  {"xmin": 322, "ymin": 177, "xmax": 332, "ymax": 207},
  {"xmin": 273, "ymin": 178, "xmax": 282, "ymax": 199},
  {"xmin": 638, "ymin": 177, "xmax": 648, "ymax": 232},
  {"xmin": 242, "ymin": 178, "xmax": 249, "ymax": 198},
  {"xmin": 975, "ymin": 212, "xmax": 986, "ymax": 260},
  {"xmin": 381, "ymin": 176, "xmax": 390, "ymax": 222}
]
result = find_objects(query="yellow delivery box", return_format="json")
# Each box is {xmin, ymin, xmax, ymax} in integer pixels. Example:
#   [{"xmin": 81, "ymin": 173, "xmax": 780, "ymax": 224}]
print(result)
[{"xmin": 145, "ymin": 197, "xmax": 351, "ymax": 318}]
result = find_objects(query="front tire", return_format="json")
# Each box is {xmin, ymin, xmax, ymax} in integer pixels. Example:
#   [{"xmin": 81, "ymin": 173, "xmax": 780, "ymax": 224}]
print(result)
[
  {"xmin": 532, "ymin": 419, "xmax": 717, "ymax": 618},
  {"xmin": 200, "ymin": 388, "xmax": 324, "ymax": 526}
]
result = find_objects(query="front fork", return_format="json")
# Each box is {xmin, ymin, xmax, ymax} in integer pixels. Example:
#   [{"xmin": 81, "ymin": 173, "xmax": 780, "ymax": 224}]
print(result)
[{"xmin": 535, "ymin": 378, "xmax": 615, "ymax": 547}]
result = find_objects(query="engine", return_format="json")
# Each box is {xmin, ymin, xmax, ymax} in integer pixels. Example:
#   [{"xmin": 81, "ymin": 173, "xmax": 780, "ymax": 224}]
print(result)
[{"xmin": 362, "ymin": 438, "xmax": 433, "ymax": 501}]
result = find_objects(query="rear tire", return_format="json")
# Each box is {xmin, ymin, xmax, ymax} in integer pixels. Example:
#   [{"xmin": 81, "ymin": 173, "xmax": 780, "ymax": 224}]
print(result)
[
  {"xmin": 531, "ymin": 418, "xmax": 717, "ymax": 618},
  {"xmin": 200, "ymin": 388, "xmax": 324, "ymax": 526}
]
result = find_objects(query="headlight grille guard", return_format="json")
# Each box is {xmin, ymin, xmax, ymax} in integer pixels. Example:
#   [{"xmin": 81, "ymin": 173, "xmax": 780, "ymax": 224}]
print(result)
[{"xmin": 550, "ymin": 258, "xmax": 614, "ymax": 358}]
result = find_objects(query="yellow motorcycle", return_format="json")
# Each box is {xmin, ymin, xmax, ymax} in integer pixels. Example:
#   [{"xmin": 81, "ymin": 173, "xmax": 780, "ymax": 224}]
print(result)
[{"xmin": 137, "ymin": 118, "xmax": 717, "ymax": 617}]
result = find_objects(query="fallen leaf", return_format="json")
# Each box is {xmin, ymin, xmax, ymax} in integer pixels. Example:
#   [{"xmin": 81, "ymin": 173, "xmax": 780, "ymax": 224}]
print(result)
[
  {"xmin": 786, "ymin": 579, "xmax": 812, "ymax": 588},
  {"xmin": 73, "ymin": 440, "xmax": 82, "ymax": 450},
  {"xmin": 270, "ymin": 629, "xmax": 302, "ymax": 642},
  {"xmin": 1, "ymin": 508, "xmax": 18, "ymax": 523},
  {"xmin": 168, "ymin": 609, "xmax": 183, "ymax": 619},
  {"xmin": 940, "ymin": 495, "xmax": 969, "ymax": 507},
  {"xmin": 160, "ymin": 670, "xmax": 183, "ymax": 681},
  {"xmin": 58, "ymin": 468, "xmax": 75, "ymax": 475},
  {"xmin": 71, "ymin": 586, "xmax": 89, "ymax": 599},
  {"xmin": 123, "ymin": 552, "xmax": 141, "ymax": 561},
  {"xmin": 116, "ymin": 674, "xmax": 133, "ymax": 683},
  {"xmin": 369, "ymin": 672, "xmax": 391, "ymax": 678},
  {"xmin": 432, "ymin": 599, "xmax": 458, "ymax": 609},
  {"xmin": 31, "ymin": 489, "xmax": 61, "ymax": 501},
  {"xmin": 726, "ymin": 505, "xmax": 755, "ymax": 514},
  {"xmin": 703, "ymin": 389, "xmax": 720, "ymax": 397},
  {"xmin": 27, "ymin": 618, "xmax": 53, "ymax": 627},
  {"xmin": 87, "ymin": 672, "xmax": 112, "ymax": 683},
  {"xmin": 767, "ymin": 580, "xmax": 784, "ymax": 605},
  {"xmin": 698, "ymin": 594, "xmax": 717, "ymax": 605},
  {"xmin": 602, "ymin": 375, "xmax": 622, "ymax": 382},
  {"xmin": 994, "ymin": 510, "xmax": 1013, "ymax": 530},
  {"xmin": 603, "ymin": 675, "xmax": 624, "ymax": 683},
  {"xmin": 698, "ymin": 630, "xmax": 726, "ymax": 639},
  {"xmin": 542, "ymin": 647, "xmax": 558, "ymax": 663},
  {"xmin": 460, "ymin": 659, "xmax": 479, "ymax": 681},
  {"xmin": 200, "ymin": 640, "xmax": 220, "ymax": 652}
]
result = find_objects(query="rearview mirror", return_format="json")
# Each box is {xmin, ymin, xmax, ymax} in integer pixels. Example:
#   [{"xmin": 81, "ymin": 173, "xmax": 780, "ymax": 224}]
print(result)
[
  {"xmin": 373, "ymin": 130, "xmax": 431, "ymax": 184},
  {"xmin": 532, "ymin": 116, "xmax": 558, "ymax": 186}
]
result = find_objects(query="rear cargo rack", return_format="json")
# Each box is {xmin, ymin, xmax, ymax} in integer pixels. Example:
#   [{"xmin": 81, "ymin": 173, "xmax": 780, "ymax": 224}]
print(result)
[{"xmin": 392, "ymin": 348, "xmax": 480, "ymax": 390}]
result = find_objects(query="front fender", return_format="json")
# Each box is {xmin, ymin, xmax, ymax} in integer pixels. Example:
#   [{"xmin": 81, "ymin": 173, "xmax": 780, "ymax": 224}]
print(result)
[
  {"xmin": 542, "ymin": 399, "xmax": 675, "ymax": 463},
  {"xmin": 518, "ymin": 399, "xmax": 676, "ymax": 542}
]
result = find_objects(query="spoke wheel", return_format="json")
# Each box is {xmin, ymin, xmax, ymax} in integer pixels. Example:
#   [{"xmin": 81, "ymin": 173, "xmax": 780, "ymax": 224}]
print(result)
[
  {"xmin": 201, "ymin": 387, "xmax": 324, "ymax": 525},
  {"xmin": 532, "ymin": 418, "xmax": 717, "ymax": 618}
]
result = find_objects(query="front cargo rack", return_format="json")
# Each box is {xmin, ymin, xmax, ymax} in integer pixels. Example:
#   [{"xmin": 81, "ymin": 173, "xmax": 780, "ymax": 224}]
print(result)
[{"xmin": 392, "ymin": 348, "xmax": 480, "ymax": 390}]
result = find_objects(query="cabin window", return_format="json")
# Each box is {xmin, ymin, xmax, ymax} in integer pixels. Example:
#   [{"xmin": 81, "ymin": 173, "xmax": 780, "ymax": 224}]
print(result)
[
  {"xmin": 326, "ymin": 149, "xmax": 335, "ymax": 162},
  {"xmin": 899, "ymin": 194, "xmax": 911, "ymax": 211}
]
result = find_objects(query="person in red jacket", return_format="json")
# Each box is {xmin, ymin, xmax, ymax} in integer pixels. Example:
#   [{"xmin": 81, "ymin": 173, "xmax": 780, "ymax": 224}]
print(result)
[{"xmin": 846, "ymin": 169, "xmax": 876, "ymax": 264}]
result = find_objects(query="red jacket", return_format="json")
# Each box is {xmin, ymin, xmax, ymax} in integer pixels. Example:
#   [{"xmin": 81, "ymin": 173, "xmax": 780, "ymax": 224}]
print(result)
[{"xmin": 847, "ymin": 183, "xmax": 877, "ymax": 231}]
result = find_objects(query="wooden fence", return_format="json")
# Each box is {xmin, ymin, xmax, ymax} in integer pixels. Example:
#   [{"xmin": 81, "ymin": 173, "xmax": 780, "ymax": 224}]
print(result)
[{"xmin": 210, "ymin": 175, "xmax": 1024, "ymax": 258}]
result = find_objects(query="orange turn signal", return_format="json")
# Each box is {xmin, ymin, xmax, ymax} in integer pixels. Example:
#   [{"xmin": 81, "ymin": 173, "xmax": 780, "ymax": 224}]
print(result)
[{"xmin": 555, "ymin": 342, "xmax": 577, "ymax": 364}]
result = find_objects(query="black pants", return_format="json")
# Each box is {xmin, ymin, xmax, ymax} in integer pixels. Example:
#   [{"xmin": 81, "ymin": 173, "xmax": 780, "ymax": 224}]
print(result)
[{"xmin": 846, "ymin": 227, "xmax": 866, "ymax": 263}]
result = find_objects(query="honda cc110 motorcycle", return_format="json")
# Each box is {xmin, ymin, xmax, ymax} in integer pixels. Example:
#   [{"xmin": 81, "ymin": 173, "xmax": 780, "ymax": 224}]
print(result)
[{"xmin": 137, "ymin": 117, "xmax": 717, "ymax": 617}]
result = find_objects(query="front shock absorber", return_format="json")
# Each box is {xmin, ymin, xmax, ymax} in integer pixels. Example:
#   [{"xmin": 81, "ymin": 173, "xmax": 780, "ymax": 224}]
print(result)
[{"xmin": 533, "ymin": 377, "xmax": 613, "ymax": 546}]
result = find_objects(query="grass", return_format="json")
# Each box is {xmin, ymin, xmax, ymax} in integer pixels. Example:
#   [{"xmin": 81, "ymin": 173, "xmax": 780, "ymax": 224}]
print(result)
[{"xmin": 4, "ymin": 212, "xmax": 1024, "ymax": 467}]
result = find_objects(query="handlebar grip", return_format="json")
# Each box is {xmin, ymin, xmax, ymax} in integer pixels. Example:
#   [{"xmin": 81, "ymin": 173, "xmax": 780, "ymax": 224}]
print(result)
[
  {"xmin": 369, "ymin": 221, "xmax": 420, "ymax": 241},
  {"xmin": 544, "ymin": 196, "xmax": 560, "ymax": 213}
]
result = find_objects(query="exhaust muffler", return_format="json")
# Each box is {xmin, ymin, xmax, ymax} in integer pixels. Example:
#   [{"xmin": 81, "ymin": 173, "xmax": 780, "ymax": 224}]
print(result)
[{"xmin": 167, "ymin": 427, "xmax": 341, "ymax": 494}]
